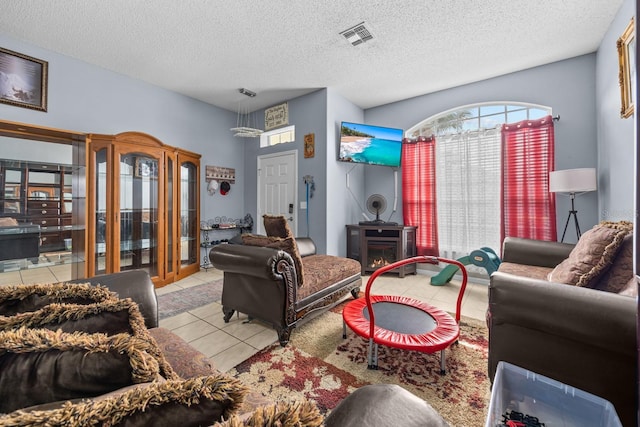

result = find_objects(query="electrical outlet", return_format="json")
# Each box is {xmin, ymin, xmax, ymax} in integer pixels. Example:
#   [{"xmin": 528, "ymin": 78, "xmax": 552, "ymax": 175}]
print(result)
[{"xmin": 300, "ymin": 201, "xmax": 307, "ymax": 209}]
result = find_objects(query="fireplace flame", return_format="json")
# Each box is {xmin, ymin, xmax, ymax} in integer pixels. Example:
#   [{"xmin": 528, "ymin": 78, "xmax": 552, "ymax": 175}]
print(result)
[{"xmin": 370, "ymin": 257, "xmax": 392, "ymax": 268}]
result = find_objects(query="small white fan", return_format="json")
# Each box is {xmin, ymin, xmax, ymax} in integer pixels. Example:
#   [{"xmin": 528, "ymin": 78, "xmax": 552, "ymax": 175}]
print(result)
[{"xmin": 366, "ymin": 194, "xmax": 387, "ymax": 223}]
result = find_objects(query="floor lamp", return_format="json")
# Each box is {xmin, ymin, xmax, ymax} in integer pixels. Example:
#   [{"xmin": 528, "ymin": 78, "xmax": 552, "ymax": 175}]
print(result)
[{"xmin": 549, "ymin": 168, "xmax": 597, "ymax": 242}]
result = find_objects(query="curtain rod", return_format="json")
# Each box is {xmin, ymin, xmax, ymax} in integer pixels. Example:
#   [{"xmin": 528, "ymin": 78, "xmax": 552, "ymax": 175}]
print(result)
[{"xmin": 553, "ymin": 115, "xmax": 560, "ymax": 121}]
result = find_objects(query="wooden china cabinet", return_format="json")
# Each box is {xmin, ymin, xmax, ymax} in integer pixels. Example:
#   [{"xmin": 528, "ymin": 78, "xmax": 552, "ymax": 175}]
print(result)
[{"xmin": 87, "ymin": 132, "xmax": 200, "ymax": 287}]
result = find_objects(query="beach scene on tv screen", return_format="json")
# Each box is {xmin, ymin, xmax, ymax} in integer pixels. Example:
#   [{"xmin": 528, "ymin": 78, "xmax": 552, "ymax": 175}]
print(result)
[{"xmin": 339, "ymin": 122, "xmax": 403, "ymax": 167}]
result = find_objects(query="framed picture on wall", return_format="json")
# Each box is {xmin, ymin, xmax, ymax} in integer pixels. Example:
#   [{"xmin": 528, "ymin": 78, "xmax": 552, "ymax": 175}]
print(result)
[
  {"xmin": 0, "ymin": 47, "xmax": 48, "ymax": 112},
  {"xmin": 304, "ymin": 133, "xmax": 315, "ymax": 158},
  {"xmin": 617, "ymin": 17, "xmax": 635, "ymax": 119}
]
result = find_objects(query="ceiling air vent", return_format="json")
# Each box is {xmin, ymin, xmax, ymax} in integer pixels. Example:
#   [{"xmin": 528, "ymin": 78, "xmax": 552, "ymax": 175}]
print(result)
[{"xmin": 340, "ymin": 22, "xmax": 373, "ymax": 46}]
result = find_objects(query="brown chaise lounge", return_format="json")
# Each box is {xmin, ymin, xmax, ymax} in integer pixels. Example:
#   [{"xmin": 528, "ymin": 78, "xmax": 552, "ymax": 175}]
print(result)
[{"xmin": 210, "ymin": 215, "xmax": 362, "ymax": 346}]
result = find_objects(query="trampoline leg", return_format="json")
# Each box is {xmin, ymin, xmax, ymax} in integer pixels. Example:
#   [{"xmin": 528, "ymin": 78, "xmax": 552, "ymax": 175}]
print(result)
[
  {"xmin": 367, "ymin": 339, "xmax": 378, "ymax": 370},
  {"xmin": 373, "ymin": 343, "xmax": 378, "ymax": 369},
  {"xmin": 342, "ymin": 320, "xmax": 347, "ymax": 339},
  {"xmin": 439, "ymin": 349, "xmax": 446, "ymax": 375}
]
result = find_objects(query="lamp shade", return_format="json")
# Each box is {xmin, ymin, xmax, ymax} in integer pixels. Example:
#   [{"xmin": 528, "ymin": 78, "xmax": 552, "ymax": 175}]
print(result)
[{"xmin": 549, "ymin": 168, "xmax": 597, "ymax": 193}]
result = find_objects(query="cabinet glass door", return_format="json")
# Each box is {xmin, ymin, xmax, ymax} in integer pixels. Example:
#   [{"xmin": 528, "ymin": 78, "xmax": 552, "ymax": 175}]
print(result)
[
  {"xmin": 118, "ymin": 152, "xmax": 160, "ymax": 277},
  {"xmin": 166, "ymin": 156, "xmax": 174, "ymax": 276},
  {"xmin": 95, "ymin": 148, "xmax": 108, "ymax": 275},
  {"xmin": 179, "ymin": 160, "xmax": 197, "ymax": 268}
]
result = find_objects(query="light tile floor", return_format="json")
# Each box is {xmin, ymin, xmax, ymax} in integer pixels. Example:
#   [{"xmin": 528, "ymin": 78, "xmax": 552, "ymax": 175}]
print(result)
[{"xmin": 0, "ymin": 265, "xmax": 489, "ymax": 373}]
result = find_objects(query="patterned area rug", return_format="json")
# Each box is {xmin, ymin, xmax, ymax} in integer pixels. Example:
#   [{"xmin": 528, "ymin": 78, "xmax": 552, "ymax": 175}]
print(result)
[
  {"xmin": 229, "ymin": 306, "xmax": 490, "ymax": 427},
  {"xmin": 156, "ymin": 279, "xmax": 223, "ymax": 319}
]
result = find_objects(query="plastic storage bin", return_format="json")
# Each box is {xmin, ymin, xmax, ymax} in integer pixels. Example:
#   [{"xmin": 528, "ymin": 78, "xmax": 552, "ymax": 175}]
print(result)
[{"xmin": 485, "ymin": 362, "xmax": 622, "ymax": 427}]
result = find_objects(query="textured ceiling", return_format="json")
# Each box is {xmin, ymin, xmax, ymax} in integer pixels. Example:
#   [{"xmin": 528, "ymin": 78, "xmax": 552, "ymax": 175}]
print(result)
[{"xmin": 0, "ymin": 0, "xmax": 623, "ymax": 112}]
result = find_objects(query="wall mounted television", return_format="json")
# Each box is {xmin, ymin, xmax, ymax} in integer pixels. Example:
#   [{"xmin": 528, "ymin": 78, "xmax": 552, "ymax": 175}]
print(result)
[{"xmin": 338, "ymin": 121, "xmax": 403, "ymax": 167}]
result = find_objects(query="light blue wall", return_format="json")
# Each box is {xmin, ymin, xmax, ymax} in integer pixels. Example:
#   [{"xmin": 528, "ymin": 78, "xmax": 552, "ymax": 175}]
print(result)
[
  {"xmin": 326, "ymin": 88, "xmax": 364, "ymax": 256},
  {"xmin": 596, "ymin": 0, "xmax": 635, "ymax": 222},
  {"xmin": 240, "ymin": 87, "xmax": 364, "ymax": 256},
  {"xmin": 365, "ymin": 54, "xmax": 599, "ymax": 244},
  {"xmin": 242, "ymin": 89, "xmax": 330, "ymax": 250},
  {"xmin": 0, "ymin": 33, "xmax": 245, "ymax": 226}
]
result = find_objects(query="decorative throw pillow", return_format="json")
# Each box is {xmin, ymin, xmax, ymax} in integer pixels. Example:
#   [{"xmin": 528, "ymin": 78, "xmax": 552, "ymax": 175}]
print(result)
[
  {"xmin": 592, "ymin": 233, "xmax": 634, "ymax": 293},
  {"xmin": 241, "ymin": 234, "xmax": 284, "ymax": 247},
  {"xmin": 0, "ymin": 283, "xmax": 117, "ymax": 317},
  {"xmin": 242, "ymin": 234, "xmax": 305, "ymax": 286},
  {"xmin": 548, "ymin": 221, "xmax": 633, "ymax": 287},
  {"xmin": 0, "ymin": 328, "xmax": 161, "ymax": 413},
  {"xmin": 0, "ymin": 298, "xmax": 178, "ymax": 380},
  {"xmin": 0, "ymin": 375, "xmax": 249, "ymax": 427},
  {"xmin": 262, "ymin": 215, "xmax": 294, "ymax": 239},
  {"xmin": 212, "ymin": 400, "xmax": 324, "ymax": 427}
]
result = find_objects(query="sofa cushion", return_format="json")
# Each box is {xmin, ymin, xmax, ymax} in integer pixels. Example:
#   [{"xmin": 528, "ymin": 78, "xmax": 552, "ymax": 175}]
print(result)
[
  {"xmin": 548, "ymin": 221, "xmax": 633, "ymax": 287},
  {"xmin": 148, "ymin": 326, "xmax": 217, "ymax": 379},
  {"xmin": 242, "ymin": 233, "xmax": 305, "ymax": 286},
  {"xmin": 618, "ymin": 277, "xmax": 638, "ymax": 297},
  {"xmin": 592, "ymin": 233, "xmax": 634, "ymax": 294},
  {"xmin": 298, "ymin": 255, "xmax": 361, "ymax": 299},
  {"xmin": 0, "ymin": 328, "xmax": 161, "ymax": 413},
  {"xmin": 0, "ymin": 282, "xmax": 117, "ymax": 317},
  {"xmin": 497, "ymin": 261, "xmax": 554, "ymax": 281},
  {"xmin": 262, "ymin": 214, "xmax": 294, "ymax": 239},
  {"xmin": 0, "ymin": 374, "xmax": 248, "ymax": 427},
  {"xmin": 213, "ymin": 400, "xmax": 323, "ymax": 427},
  {"xmin": 0, "ymin": 298, "xmax": 178, "ymax": 380}
]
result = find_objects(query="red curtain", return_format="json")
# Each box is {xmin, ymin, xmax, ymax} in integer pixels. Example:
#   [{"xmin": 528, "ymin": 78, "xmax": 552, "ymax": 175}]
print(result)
[
  {"xmin": 402, "ymin": 136, "xmax": 439, "ymax": 256},
  {"xmin": 501, "ymin": 115, "xmax": 557, "ymax": 242}
]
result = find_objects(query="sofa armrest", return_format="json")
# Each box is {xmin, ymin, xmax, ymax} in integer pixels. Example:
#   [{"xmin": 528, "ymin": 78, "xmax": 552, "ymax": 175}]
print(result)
[
  {"xmin": 210, "ymin": 244, "xmax": 296, "ymax": 281},
  {"xmin": 501, "ymin": 237, "xmax": 574, "ymax": 267},
  {"xmin": 69, "ymin": 270, "xmax": 158, "ymax": 329},
  {"xmin": 488, "ymin": 272, "xmax": 637, "ymax": 426},
  {"xmin": 210, "ymin": 243, "xmax": 297, "ymax": 328}
]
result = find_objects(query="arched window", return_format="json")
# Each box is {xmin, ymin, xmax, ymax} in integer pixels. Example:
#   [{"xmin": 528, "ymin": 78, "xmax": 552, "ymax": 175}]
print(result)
[
  {"xmin": 402, "ymin": 102, "xmax": 555, "ymax": 262},
  {"xmin": 407, "ymin": 103, "xmax": 551, "ymax": 138}
]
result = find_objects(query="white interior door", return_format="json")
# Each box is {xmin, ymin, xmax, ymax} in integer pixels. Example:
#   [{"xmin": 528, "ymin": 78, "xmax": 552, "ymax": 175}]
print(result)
[{"xmin": 257, "ymin": 150, "xmax": 297, "ymax": 235}]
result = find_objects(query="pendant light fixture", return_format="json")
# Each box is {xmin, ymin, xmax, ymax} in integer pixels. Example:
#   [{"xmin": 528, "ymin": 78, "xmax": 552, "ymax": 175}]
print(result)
[{"xmin": 230, "ymin": 88, "xmax": 263, "ymax": 138}]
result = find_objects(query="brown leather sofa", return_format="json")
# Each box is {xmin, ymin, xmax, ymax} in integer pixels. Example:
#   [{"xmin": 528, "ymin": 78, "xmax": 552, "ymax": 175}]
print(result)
[
  {"xmin": 487, "ymin": 236, "xmax": 638, "ymax": 427},
  {"xmin": 100, "ymin": 271, "xmax": 450, "ymax": 426},
  {"xmin": 210, "ymin": 236, "xmax": 362, "ymax": 346},
  {"xmin": 0, "ymin": 269, "xmax": 447, "ymax": 426}
]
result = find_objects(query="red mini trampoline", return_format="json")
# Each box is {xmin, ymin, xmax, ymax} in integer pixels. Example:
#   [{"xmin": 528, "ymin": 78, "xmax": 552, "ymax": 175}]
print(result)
[{"xmin": 342, "ymin": 256, "xmax": 468, "ymax": 375}]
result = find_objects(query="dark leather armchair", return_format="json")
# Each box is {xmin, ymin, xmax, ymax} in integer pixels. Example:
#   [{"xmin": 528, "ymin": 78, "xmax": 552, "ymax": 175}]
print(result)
[{"xmin": 487, "ymin": 237, "xmax": 638, "ymax": 427}]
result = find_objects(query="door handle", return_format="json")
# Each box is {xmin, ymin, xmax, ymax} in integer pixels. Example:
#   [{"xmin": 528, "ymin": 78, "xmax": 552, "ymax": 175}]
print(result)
[{"xmin": 288, "ymin": 217, "xmax": 293, "ymax": 221}]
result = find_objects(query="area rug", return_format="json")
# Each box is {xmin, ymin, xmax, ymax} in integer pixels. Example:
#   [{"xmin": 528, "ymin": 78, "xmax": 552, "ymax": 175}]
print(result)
[
  {"xmin": 229, "ymin": 308, "xmax": 491, "ymax": 427},
  {"xmin": 157, "ymin": 279, "xmax": 223, "ymax": 319}
]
